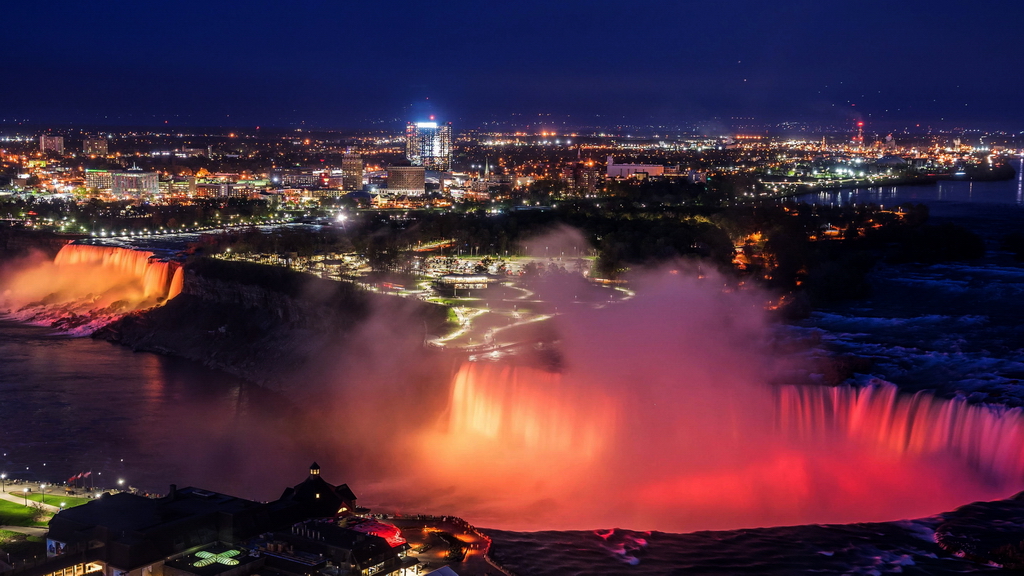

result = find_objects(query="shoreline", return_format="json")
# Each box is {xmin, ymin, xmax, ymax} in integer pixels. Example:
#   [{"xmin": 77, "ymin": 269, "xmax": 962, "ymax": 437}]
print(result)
[{"xmin": 749, "ymin": 167, "xmax": 1018, "ymax": 203}]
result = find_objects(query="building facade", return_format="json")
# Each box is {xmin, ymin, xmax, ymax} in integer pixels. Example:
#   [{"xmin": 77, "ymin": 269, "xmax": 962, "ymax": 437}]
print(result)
[
  {"xmin": 85, "ymin": 169, "xmax": 114, "ymax": 191},
  {"xmin": 386, "ymin": 166, "xmax": 425, "ymax": 196},
  {"xmin": 112, "ymin": 170, "xmax": 159, "ymax": 196},
  {"xmin": 341, "ymin": 154, "xmax": 363, "ymax": 191},
  {"xmin": 405, "ymin": 122, "xmax": 452, "ymax": 171},
  {"xmin": 606, "ymin": 155, "xmax": 664, "ymax": 179},
  {"xmin": 83, "ymin": 138, "xmax": 109, "ymax": 155},
  {"xmin": 40, "ymin": 135, "xmax": 65, "ymax": 154}
]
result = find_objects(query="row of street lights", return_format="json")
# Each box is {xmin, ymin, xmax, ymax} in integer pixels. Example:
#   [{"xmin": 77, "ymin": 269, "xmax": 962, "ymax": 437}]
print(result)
[{"xmin": 1, "ymin": 472, "xmax": 125, "ymax": 512}]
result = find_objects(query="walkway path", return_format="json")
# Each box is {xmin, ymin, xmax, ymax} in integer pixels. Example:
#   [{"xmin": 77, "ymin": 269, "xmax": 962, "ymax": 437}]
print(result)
[
  {"xmin": 0, "ymin": 525, "xmax": 47, "ymax": 537},
  {"xmin": 0, "ymin": 492, "xmax": 62, "ymax": 514}
]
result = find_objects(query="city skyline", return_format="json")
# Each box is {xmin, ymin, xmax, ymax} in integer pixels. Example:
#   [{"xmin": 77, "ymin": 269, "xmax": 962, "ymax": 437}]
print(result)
[{"xmin": 2, "ymin": 0, "xmax": 1023, "ymax": 131}]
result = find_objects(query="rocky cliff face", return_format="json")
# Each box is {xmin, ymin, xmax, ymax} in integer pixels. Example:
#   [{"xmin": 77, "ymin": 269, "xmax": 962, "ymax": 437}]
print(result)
[
  {"xmin": 0, "ymin": 229, "xmax": 86, "ymax": 259},
  {"xmin": 95, "ymin": 258, "xmax": 449, "ymax": 390}
]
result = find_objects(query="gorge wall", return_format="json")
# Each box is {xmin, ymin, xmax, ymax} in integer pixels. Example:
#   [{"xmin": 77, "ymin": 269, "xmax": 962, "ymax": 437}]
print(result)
[{"xmin": 95, "ymin": 257, "xmax": 450, "ymax": 390}]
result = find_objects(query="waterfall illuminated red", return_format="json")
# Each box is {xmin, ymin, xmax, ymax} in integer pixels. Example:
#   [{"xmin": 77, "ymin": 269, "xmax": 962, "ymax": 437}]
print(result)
[
  {"xmin": 0, "ymin": 243, "xmax": 182, "ymax": 333},
  {"xmin": 775, "ymin": 382, "xmax": 1024, "ymax": 481},
  {"xmin": 386, "ymin": 360, "xmax": 1022, "ymax": 532},
  {"xmin": 326, "ymin": 269, "xmax": 1024, "ymax": 531}
]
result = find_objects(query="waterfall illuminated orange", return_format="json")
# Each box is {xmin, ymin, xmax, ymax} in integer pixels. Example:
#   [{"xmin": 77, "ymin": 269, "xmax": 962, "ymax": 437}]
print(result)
[{"xmin": 0, "ymin": 243, "xmax": 182, "ymax": 333}]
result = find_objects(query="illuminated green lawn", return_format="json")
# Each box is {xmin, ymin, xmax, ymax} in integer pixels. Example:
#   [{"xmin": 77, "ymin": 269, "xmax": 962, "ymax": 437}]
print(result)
[
  {"xmin": 24, "ymin": 494, "xmax": 91, "ymax": 508},
  {"xmin": 0, "ymin": 499, "xmax": 50, "ymax": 527}
]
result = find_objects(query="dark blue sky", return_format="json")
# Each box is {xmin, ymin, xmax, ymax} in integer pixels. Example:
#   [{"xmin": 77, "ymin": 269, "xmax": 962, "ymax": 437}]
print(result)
[{"xmin": 3, "ymin": 0, "xmax": 1022, "ymax": 130}]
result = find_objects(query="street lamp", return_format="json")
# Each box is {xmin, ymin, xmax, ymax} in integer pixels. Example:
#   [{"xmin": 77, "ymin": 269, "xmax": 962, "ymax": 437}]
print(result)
[
  {"xmin": 23, "ymin": 488, "xmax": 28, "ymax": 506},
  {"xmin": 1, "ymin": 473, "xmax": 6, "ymax": 492},
  {"xmin": 39, "ymin": 484, "xmax": 46, "ymax": 506}
]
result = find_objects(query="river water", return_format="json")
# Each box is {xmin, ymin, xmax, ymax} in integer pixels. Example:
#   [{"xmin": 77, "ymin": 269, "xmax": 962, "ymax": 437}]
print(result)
[
  {"xmin": 0, "ymin": 321, "xmax": 317, "ymax": 501},
  {"xmin": 791, "ymin": 157, "xmax": 1024, "ymax": 406}
]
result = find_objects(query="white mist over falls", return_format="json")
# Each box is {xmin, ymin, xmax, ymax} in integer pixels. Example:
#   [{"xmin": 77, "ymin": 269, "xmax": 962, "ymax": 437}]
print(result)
[
  {"xmin": 2, "ymin": 242, "xmax": 1024, "ymax": 533},
  {"xmin": 388, "ymin": 270, "xmax": 1024, "ymax": 532}
]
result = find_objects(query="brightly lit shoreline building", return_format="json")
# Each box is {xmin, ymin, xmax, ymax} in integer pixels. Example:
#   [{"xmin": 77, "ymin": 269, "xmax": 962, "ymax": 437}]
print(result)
[{"xmin": 405, "ymin": 121, "xmax": 452, "ymax": 171}]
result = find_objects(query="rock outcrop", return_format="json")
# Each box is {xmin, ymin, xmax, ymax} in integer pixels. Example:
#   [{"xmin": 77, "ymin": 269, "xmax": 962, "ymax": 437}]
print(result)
[{"xmin": 95, "ymin": 257, "xmax": 449, "ymax": 389}]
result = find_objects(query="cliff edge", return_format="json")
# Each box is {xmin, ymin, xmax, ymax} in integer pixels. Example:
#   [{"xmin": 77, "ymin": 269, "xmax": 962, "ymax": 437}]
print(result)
[{"xmin": 94, "ymin": 257, "xmax": 450, "ymax": 389}]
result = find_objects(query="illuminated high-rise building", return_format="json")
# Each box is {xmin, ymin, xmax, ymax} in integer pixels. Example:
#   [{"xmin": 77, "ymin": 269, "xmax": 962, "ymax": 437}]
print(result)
[
  {"xmin": 39, "ymin": 135, "xmax": 64, "ymax": 154},
  {"xmin": 341, "ymin": 153, "xmax": 363, "ymax": 191},
  {"xmin": 83, "ymin": 137, "xmax": 108, "ymax": 155},
  {"xmin": 405, "ymin": 121, "xmax": 452, "ymax": 171}
]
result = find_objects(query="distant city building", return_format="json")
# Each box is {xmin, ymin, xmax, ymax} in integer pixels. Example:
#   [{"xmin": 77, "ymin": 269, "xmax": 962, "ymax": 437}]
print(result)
[
  {"xmin": 271, "ymin": 169, "xmax": 318, "ymax": 188},
  {"xmin": 387, "ymin": 165, "xmax": 426, "ymax": 195},
  {"xmin": 85, "ymin": 169, "xmax": 113, "ymax": 191},
  {"xmin": 83, "ymin": 137, "xmax": 108, "ymax": 155},
  {"xmin": 606, "ymin": 155, "xmax": 664, "ymax": 179},
  {"xmin": 39, "ymin": 135, "xmax": 65, "ymax": 154},
  {"xmin": 885, "ymin": 133, "xmax": 897, "ymax": 151},
  {"xmin": 341, "ymin": 153, "xmax": 363, "ymax": 191},
  {"xmin": 112, "ymin": 168, "xmax": 159, "ymax": 196},
  {"xmin": 562, "ymin": 162, "xmax": 599, "ymax": 194},
  {"xmin": 197, "ymin": 182, "xmax": 230, "ymax": 198},
  {"xmin": 284, "ymin": 173, "xmax": 317, "ymax": 187},
  {"xmin": 514, "ymin": 175, "xmax": 535, "ymax": 188},
  {"xmin": 159, "ymin": 176, "xmax": 197, "ymax": 196},
  {"xmin": 405, "ymin": 121, "xmax": 452, "ymax": 171}
]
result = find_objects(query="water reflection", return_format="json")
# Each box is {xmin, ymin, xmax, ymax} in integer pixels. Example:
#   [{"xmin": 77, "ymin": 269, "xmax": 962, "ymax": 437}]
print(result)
[
  {"xmin": 0, "ymin": 321, "xmax": 304, "ymax": 501},
  {"xmin": 1017, "ymin": 154, "xmax": 1023, "ymax": 205},
  {"xmin": 796, "ymin": 158, "xmax": 1022, "ymax": 208}
]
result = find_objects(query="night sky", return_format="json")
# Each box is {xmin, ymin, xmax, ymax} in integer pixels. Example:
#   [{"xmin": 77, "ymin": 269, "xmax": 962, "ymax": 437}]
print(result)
[{"xmin": 3, "ymin": 0, "xmax": 1022, "ymax": 130}]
